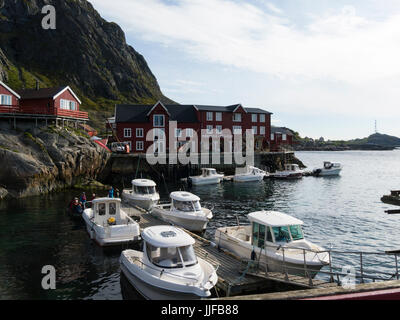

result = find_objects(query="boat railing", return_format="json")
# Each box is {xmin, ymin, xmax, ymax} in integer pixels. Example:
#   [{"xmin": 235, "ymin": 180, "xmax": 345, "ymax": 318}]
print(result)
[
  {"xmin": 128, "ymin": 256, "xmax": 215, "ymax": 284},
  {"xmin": 239, "ymin": 243, "xmax": 400, "ymax": 288}
]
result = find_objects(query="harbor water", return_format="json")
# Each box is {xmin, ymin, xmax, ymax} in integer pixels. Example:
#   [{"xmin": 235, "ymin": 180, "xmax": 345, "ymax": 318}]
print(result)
[{"xmin": 1, "ymin": 150, "xmax": 400, "ymax": 299}]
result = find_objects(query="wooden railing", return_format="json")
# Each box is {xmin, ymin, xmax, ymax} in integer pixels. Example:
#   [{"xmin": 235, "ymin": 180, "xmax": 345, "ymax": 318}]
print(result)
[
  {"xmin": 0, "ymin": 105, "xmax": 88, "ymax": 119},
  {"xmin": 0, "ymin": 105, "xmax": 19, "ymax": 113},
  {"xmin": 54, "ymin": 108, "xmax": 89, "ymax": 119}
]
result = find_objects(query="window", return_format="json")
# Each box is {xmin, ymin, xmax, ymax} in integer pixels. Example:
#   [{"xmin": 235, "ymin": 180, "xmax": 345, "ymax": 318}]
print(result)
[
  {"xmin": 282, "ymin": 134, "xmax": 287, "ymax": 141},
  {"xmin": 206, "ymin": 125, "xmax": 213, "ymax": 134},
  {"xmin": 124, "ymin": 128, "xmax": 132, "ymax": 138},
  {"xmin": 0, "ymin": 94, "xmax": 12, "ymax": 106},
  {"xmin": 134, "ymin": 186, "xmax": 155, "ymax": 194},
  {"xmin": 136, "ymin": 128, "xmax": 144, "ymax": 138},
  {"xmin": 266, "ymin": 226, "xmax": 273, "ymax": 242},
  {"xmin": 260, "ymin": 126, "xmax": 265, "ymax": 135},
  {"xmin": 153, "ymin": 128, "xmax": 165, "ymax": 140},
  {"xmin": 175, "ymin": 128, "xmax": 182, "ymax": 138},
  {"xmin": 252, "ymin": 126, "xmax": 257, "ymax": 134},
  {"xmin": 272, "ymin": 226, "xmax": 291, "ymax": 243},
  {"xmin": 215, "ymin": 112, "xmax": 222, "ymax": 121},
  {"xmin": 136, "ymin": 141, "xmax": 144, "ymax": 151},
  {"xmin": 146, "ymin": 243, "xmax": 198, "ymax": 269},
  {"xmin": 233, "ymin": 113, "xmax": 242, "ymax": 122},
  {"xmin": 252, "ymin": 222, "xmax": 265, "ymax": 248},
  {"xmin": 260, "ymin": 114, "xmax": 266, "ymax": 122},
  {"xmin": 206, "ymin": 112, "xmax": 213, "ymax": 121},
  {"xmin": 98, "ymin": 203, "xmax": 106, "ymax": 216},
  {"xmin": 289, "ymin": 225, "xmax": 304, "ymax": 241},
  {"xmin": 216, "ymin": 125, "xmax": 222, "ymax": 133},
  {"xmin": 153, "ymin": 114, "xmax": 165, "ymax": 127},
  {"xmin": 109, "ymin": 203, "xmax": 116, "ymax": 215},
  {"xmin": 255, "ymin": 140, "xmax": 260, "ymax": 149},
  {"xmin": 252, "ymin": 114, "xmax": 257, "ymax": 122},
  {"xmin": 185, "ymin": 128, "xmax": 193, "ymax": 137},
  {"xmin": 271, "ymin": 133, "xmax": 275, "ymax": 140},
  {"xmin": 60, "ymin": 99, "xmax": 77, "ymax": 110},
  {"xmin": 233, "ymin": 126, "xmax": 242, "ymax": 134}
]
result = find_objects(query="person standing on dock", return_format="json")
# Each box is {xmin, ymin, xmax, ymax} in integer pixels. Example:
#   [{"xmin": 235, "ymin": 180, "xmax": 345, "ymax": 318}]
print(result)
[
  {"xmin": 80, "ymin": 192, "xmax": 87, "ymax": 207},
  {"xmin": 108, "ymin": 187, "xmax": 114, "ymax": 198}
]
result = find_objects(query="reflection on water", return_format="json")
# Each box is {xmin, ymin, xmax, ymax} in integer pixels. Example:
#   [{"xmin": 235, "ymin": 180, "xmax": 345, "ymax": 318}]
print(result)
[{"xmin": 1, "ymin": 150, "xmax": 400, "ymax": 299}]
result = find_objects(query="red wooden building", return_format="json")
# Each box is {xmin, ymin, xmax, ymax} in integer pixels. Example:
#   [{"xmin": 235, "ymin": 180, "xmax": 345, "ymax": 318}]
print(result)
[
  {"xmin": 114, "ymin": 101, "xmax": 273, "ymax": 153},
  {"xmin": 270, "ymin": 126, "xmax": 294, "ymax": 151},
  {"xmin": 0, "ymin": 81, "xmax": 88, "ymax": 128}
]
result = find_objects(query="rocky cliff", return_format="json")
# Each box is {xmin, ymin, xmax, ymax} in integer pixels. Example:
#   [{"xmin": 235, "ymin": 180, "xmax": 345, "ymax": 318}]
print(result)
[
  {"xmin": 0, "ymin": 0, "xmax": 173, "ymax": 130},
  {"xmin": 0, "ymin": 127, "xmax": 110, "ymax": 199}
]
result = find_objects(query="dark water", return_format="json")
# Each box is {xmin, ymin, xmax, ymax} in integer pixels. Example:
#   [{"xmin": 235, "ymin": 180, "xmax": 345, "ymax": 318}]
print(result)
[{"xmin": 1, "ymin": 150, "xmax": 400, "ymax": 299}]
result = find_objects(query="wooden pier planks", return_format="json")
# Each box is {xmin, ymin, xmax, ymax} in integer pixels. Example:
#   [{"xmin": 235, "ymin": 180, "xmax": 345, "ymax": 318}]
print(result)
[{"xmin": 122, "ymin": 204, "xmax": 334, "ymax": 296}]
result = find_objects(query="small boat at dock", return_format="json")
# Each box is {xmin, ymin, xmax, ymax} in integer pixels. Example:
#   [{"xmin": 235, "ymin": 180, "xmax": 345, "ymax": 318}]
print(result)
[
  {"xmin": 233, "ymin": 165, "xmax": 268, "ymax": 182},
  {"xmin": 150, "ymin": 191, "xmax": 213, "ymax": 232},
  {"xmin": 189, "ymin": 168, "xmax": 224, "ymax": 185},
  {"xmin": 122, "ymin": 179, "xmax": 160, "ymax": 211},
  {"xmin": 271, "ymin": 164, "xmax": 303, "ymax": 179},
  {"xmin": 313, "ymin": 162, "xmax": 342, "ymax": 176},
  {"xmin": 120, "ymin": 225, "xmax": 218, "ymax": 300},
  {"xmin": 82, "ymin": 198, "xmax": 140, "ymax": 246},
  {"xmin": 214, "ymin": 210, "xmax": 329, "ymax": 278}
]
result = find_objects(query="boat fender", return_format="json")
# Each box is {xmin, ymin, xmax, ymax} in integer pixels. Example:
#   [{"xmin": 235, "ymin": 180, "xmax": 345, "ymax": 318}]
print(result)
[{"xmin": 107, "ymin": 217, "xmax": 116, "ymax": 225}]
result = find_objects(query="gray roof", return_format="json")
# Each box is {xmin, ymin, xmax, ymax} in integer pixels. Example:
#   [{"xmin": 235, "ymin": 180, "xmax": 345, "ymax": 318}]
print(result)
[
  {"xmin": 195, "ymin": 104, "xmax": 272, "ymax": 114},
  {"xmin": 271, "ymin": 126, "xmax": 293, "ymax": 135},
  {"xmin": 116, "ymin": 104, "xmax": 200, "ymax": 123}
]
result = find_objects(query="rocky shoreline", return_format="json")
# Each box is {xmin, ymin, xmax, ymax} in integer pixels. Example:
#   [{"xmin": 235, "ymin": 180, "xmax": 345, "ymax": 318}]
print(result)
[{"xmin": 0, "ymin": 127, "xmax": 110, "ymax": 199}]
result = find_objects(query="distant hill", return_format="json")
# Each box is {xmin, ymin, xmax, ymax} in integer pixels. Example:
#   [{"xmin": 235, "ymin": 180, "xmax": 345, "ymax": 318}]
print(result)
[
  {"xmin": 292, "ymin": 131, "xmax": 400, "ymax": 151},
  {"xmin": 0, "ymin": 0, "xmax": 174, "ymax": 131}
]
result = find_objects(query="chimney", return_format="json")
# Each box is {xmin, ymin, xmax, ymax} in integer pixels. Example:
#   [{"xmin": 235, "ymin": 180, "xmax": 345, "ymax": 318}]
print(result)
[{"xmin": 36, "ymin": 80, "xmax": 40, "ymax": 91}]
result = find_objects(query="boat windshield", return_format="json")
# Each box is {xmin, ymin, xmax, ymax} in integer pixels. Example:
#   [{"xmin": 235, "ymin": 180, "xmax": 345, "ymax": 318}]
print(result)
[
  {"xmin": 272, "ymin": 226, "xmax": 291, "ymax": 243},
  {"xmin": 146, "ymin": 243, "xmax": 198, "ymax": 268},
  {"xmin": 134, "ymin": 186, "xmax": 156, "ymax": 195},
  {"xmin": 289, "ymin": 225, "xmax": 304, "ymax": 241},
  {"xmin": 173, "ymin": 200, "xmax": 200, "ymax": 212}
]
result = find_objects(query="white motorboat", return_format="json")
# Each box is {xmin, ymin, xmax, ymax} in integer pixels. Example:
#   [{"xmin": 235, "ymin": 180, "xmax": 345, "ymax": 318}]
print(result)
[
  {"xmin": 82, "ymin": 198, "xmax": 140, "ymax": 246},
  {"xmin": 214, "ymin": 211, "xmax": 329, "ymax": 278},
  {"xmin": 313, "ymin": 162, "xmax": 342, "ymax": 176},
  {"xmin": 189, "ymin": 168, "xmax": 224, "ymax": 185},
  {"xmin": 120, "ymin": 225, "xmax": 218, "ymax": 300},
  {"xmin": 122, "ymin": 179, "xmax": 160, "ymax": 211},
  {"xmin": 233, "ymin": 165, "xmax": 268, "ymax": 182},
  {"xmin": 272, "ymin": 164, "xmax": 303, "ymax": 179},
  {"xmin": 150, "ymin": 192, "xmax": 212, "ymax": 232}
]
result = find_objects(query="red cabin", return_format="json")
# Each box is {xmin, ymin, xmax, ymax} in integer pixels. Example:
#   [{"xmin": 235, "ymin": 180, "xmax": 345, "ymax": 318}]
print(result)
[
  {"xmin": 270, "ymin": 126, "xmax": 294, "ymax": 151},
  {"xmin": 0, "ymin": 80, "xmax": 21, "ymax": 113}
]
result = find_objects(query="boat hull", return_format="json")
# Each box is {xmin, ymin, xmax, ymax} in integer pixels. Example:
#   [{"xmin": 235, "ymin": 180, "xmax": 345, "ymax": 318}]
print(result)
[
  {"xmin": 189, "ymin": 176, "xmax": 223, "ymax": 185},
  {"xmin": 318, "ymin": 168, "xmax": 342, "ymax": 176},
  {"xmin": 120, "ymin": 264, "xmax": 204, "ymax": 300},
  {"xmin": 233, "ymin": 174, "xmax": 265, "ymax": 182},
  {"xmin": 122, "ymin": 190, "xmax": 159, "ymax": 211},
  {"xmin": 150, "ymin": 207, "xmax": 209, "ymax": 232}
]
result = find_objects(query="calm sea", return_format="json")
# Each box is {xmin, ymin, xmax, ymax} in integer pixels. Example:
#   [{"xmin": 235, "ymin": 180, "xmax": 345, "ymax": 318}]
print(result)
[{"xmin": 1, "ymin": 150, "xmax": 400, "ymax": 299}]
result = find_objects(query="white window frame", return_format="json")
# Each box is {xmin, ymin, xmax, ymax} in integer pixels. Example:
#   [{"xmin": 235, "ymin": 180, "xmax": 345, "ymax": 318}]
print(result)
[
  {"xmin": 271, "ymin": 133, "xmax": 275, "ymax": 140},
  {"xmin": 260, "ymin": 114, "xmax": 266, "ymax": 122},
  {"xmin": 252, "ymin": 114, "xmax": 257, "ymax": 122},
  {"xmin": 153, "ymin": 114, "xmax": 165, "ymax": 127},
  {"xmin": 124, "ymin": 128, "xmax": 132, "ymax": 138},
  {"xmin": 60, "ymin": 99, "xmax": 77, "ymax": 110},
  {"xmin": 185, "ymin": 128, "xmax": 193, "ymax": 138},
  {"xmin": 215, "ymin": 112, "xmax": 222, "ymax": 122},
  {"xmin": 233, "ymin": 126, "xmax": 242, "ymax": 134},
  {"xmin": 153, "ymin": 128, "xmax": 166, "ymax": 141},
  {"xmin": 175, "ymin": 128, "xmax": 182, "ymax": 138},
  {"xmin": 216, "ymin": 125, "xmax": 222, "ymax": 134},
  {"xmin": 136, "ymin": 128, "xmax": 144, "ymax": 138},
  {"xmin": 0, "ymin": 94, "xmax": 12, "ymax": 106},
  {"xmin": 206, "ymin": 125, "xmax": 213, "ymax": 134},
  {"xmin": 206, "ymin": 112, "xmax": 213, "ymax": 121},
  {"xmin": 252, "ymin": 126, "xmax": 257, "ymax": 135},
  {"xmin": 233, "ymin": 113, "xmax": 242, "ymax": 122},
  {"xmin": 136, "ymin": 141, "xmax": 144, "ymax": 151},
  {"xmin": 260, "ymin": 126, "xmax": 265, "ymax": 135},
  {"xmin": 282, "ymin": 134, "xmax": 287, "ymax": 141}
]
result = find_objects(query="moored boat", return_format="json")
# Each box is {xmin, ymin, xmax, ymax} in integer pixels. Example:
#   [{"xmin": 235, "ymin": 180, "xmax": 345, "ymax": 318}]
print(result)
[
  {"xmin": 271, "ymin": 164, "xmax": 303, "ymax": 179},
  {"xmin": 313, "ymin": 162, "xmax": 342, "ymax": 176},
  {"xmin": 82, "ymin": 197, "xmax": 140, "ymax": 246},
  {"xmin": 214, "ymin": 210, "xmax": 329, "ymax": 278},
  {"xmin": 233, "ymin": 165, "xmax": 268, "ymax": 182},
  {"xmin": 150, "ymin": 191, "xmax": 212, "ymax": 232},
  {"xmin": 122, "ymin": 179, "xmax": 160, "ymax": 211},
  {"xmin": 120, "ymin": 225, "xmax": 218, "ymax": 300},
  {"xmin": 189, "ymin": 168, "xmax": 224, "ymax": 186}
]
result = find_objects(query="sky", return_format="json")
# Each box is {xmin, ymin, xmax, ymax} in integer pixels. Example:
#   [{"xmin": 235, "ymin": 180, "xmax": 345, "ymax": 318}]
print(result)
[{"xmin": 90, "ymin": 0, "xmax": 400, "ymax": 140}]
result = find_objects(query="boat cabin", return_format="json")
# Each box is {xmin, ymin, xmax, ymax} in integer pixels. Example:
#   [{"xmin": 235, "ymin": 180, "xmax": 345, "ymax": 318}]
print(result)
[
  {"xmin": 248, "ymin": 211, "xmax": 305, "ymax": 248},
  {"xmin": 236, "ymin": 166, "xmax": 263, "ymax": 175},
  {"xmin": 323, "ymin": 162, "xmax": 340, "ymax": 169},
  {"xmin": 201, "ymin": 168, "xmax": 218, "ymax": 177},
  {"xmin": 91, "ymin": 198, "xmax": 124, "ymax": 225},
  {"xmin": 170, "ymin": 191, "xmax": 202, "ymax": 212},
  {"xmin": 142, "ymin": 226, "xmax": 198, "ymax": 268},
  {"xmin": 284, "ymin": 164, "xmax": 300, "ymax": 171},
  {"xmin": 132, "ymin": 179, "xmax": 157, "ymax": 195}
]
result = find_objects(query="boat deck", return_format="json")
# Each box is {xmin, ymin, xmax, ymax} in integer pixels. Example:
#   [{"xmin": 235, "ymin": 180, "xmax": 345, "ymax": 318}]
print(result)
[{"xmin": 122, "ymin": 204, "xmax": 336, "ymax": 297}]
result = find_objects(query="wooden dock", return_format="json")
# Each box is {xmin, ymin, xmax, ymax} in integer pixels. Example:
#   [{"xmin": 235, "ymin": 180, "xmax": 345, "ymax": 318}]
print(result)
[{"xmin": 122, "ymin": 204, "xmax": 336, "ymax": 297}]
